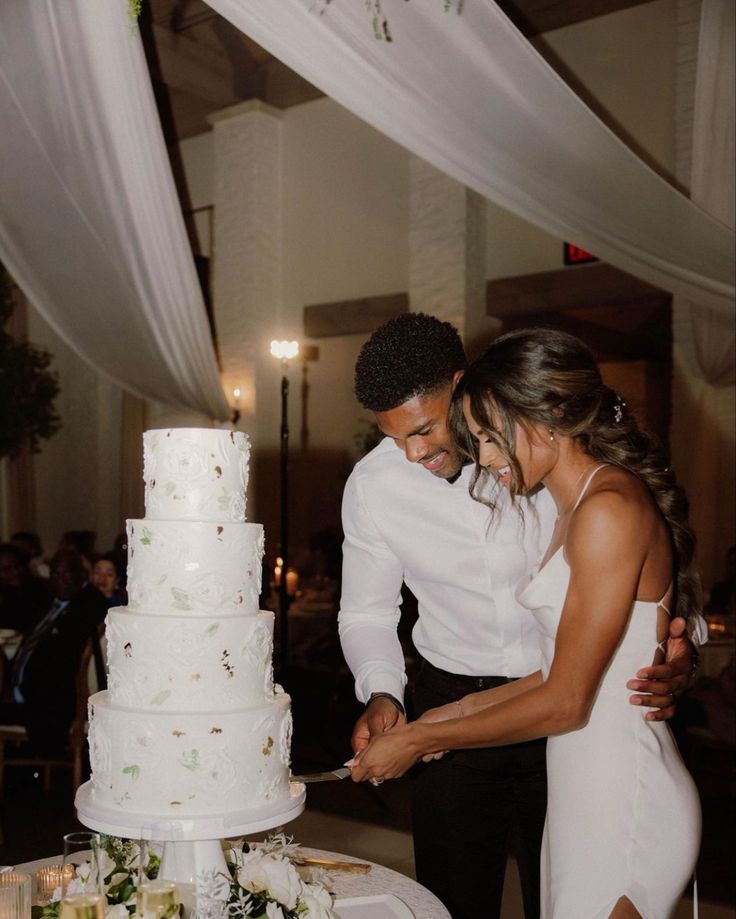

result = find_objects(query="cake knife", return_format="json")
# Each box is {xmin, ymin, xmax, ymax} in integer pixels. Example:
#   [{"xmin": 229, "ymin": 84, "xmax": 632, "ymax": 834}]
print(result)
[{"xmin": 290, "ymin": 767, "xmax": 351, "ymax": 783}]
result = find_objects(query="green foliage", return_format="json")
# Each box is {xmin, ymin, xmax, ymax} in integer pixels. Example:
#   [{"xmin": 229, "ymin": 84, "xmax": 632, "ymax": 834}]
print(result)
[
  {"xmin": 0, "ymin": 270, "xmax": 61, "ymax": 460},
  {"xmin": 127, "ymin": 0, "xmax": 142, "ymax": 21}
]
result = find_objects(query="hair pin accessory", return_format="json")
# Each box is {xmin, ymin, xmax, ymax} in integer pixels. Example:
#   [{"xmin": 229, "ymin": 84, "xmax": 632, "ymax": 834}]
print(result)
[{"xmin": 613, "ymin": 394, "xmax": 626, "ymax": 424}]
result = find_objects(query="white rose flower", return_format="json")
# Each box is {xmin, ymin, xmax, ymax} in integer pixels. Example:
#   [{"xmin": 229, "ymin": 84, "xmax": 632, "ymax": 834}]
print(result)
[
  {"xmin": 237, "ymin": 851, "xmax": 301, "ymax": 910},
  {"xmin": 65, "ymin": 878, "xmax": 86, "ymax": 897},
  {"xmin": 97, "ymin": 850, "xmax": 116, "ymax": 882},
  {"xmin": 105, "ymin": 904, "xmax": 130, "ymax": 919},
  {"xmin": 299, "ymin": 883, "xmax": 336, "ymax": 919},
  {"xmin": 265, "ymin": 904, "xmax": 286, "ymax": 919}
]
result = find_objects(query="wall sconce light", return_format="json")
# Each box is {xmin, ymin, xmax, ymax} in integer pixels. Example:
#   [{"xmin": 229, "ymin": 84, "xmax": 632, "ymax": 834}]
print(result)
[
  {"xmin": 270, "ymin": 340, "xmax": 299, "ymax": 362},
  {"xmin": 232, "ymin": 387, "xmax": 241, "ymax": 426}
]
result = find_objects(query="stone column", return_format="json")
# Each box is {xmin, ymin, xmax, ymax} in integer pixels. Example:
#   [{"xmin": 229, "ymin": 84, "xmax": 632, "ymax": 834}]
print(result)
[
  {"xmin": 408, "ymin": 157, "xmax": 487, "ymax": 348},
  {"xmin": 208, "ymin": 100, "xmax": 284, "ymax": 432},
  {"xmin": 208, "ymin": 100, "xmax": 284, "ymax": 529}
]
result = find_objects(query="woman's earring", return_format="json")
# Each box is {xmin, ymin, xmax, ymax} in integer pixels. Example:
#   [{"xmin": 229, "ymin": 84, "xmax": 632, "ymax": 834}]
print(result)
[{"xmin": 549, "ymin": 429, "xmax": 555, "ymax": 441}]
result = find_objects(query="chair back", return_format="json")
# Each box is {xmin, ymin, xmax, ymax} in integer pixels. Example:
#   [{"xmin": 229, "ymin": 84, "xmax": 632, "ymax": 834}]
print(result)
[{"xmin": 69, "ymin": 636, "xmax": 96, "ymax": 747}]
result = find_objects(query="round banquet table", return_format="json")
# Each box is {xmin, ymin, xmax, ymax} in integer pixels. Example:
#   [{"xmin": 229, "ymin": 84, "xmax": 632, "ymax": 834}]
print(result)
[{"xmin": 16, "ymin": 847, "xmax": 450, "ymax": 919}]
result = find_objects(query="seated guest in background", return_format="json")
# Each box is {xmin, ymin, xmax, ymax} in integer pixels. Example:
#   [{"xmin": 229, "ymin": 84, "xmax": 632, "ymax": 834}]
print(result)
[
  {"xmin": 91, "ymin": 553, "xmax": 126, "ymax": 608},
  {"xmin": 0, "ymin": 549, "xmax": 107, "ymax": 753},
  {"xmin": 11, "ymin": 530, "xmax": 50, "ymax": 580},
  {"xmin": 112, "ymin": 531, "xmax": 129, "ymax": 593},
  {"xmin": 0, "ymin": 543, "xmax": 52, "ymax": 633},
  {"xmin": 59, "ymin": 529, "xmax": 97, "ymax": 576}
]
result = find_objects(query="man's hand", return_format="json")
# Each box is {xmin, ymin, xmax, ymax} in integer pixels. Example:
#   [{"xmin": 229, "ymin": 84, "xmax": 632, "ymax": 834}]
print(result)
[
  {"xmin": 626, "ymin": 616, "xmax": 693, "ymax": 721},
  {"xmin": 351, "ymin": 696, "xmax": 407, "ymax": 754}
]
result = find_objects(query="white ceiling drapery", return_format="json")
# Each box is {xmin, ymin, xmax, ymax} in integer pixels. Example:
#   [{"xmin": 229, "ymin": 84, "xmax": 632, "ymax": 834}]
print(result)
[
  {"xmin": 205, "ymin": 0, "xmax": 735, "ymax": 316},
  {"xmin": 0, "ymin": 0, "xmax": 230, "ymax": 419}
]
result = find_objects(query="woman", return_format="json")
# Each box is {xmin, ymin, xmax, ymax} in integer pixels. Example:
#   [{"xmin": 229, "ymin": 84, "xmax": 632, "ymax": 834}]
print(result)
[
  {"xmin": 91, "ymin": 553, "xmax": 125, "ymax": 608},
  {"xmin": 349, "ymin": 329, "xmax": 701, "ymax": 919}
]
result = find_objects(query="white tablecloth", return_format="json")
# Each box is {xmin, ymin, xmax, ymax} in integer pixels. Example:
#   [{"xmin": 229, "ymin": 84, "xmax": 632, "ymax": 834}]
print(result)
[{"xmin": 16, "ymin": 848, "xmax": 450, "ymax": 919}]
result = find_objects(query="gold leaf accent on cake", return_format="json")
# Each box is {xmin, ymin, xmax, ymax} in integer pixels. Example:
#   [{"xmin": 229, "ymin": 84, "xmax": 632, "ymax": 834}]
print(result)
[
  {"xmin": 262, "ymin": 736, "xmax": 274, "ymax": 756},
  {"xmin": 209, "ymin": 727, "xmax": 222, "ymax": 735},
  {"xmin": 172, "ymin": 730, "xmax": 186, "ymax": 738},
  {"xmin": 214, "ymin": 465, "xmax": 222, "ymax": 478},
  {"xmin": 124, "ymin": 642, "xmax": 133, "ymax": 658},
  {"xmin": 191, "ymin": 673, "xmax": 201, "ymax": 681}
]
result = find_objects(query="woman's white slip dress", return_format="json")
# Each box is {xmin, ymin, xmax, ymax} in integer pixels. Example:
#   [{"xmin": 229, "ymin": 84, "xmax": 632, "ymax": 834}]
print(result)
[{"xmin": 518, "ymin": 466, "xmax": 701, "ymax": 919}]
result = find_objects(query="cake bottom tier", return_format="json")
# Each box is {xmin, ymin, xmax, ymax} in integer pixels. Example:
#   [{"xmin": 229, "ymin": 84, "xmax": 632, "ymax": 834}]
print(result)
[{"xmin": 88, "ymin": 690, "xmax": 292, "ymax": 817}]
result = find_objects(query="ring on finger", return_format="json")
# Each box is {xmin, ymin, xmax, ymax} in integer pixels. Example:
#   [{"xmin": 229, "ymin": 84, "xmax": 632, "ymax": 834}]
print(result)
[{"xmin": 369, "ymin": 777, "xmax": 384, "ymax": 787}]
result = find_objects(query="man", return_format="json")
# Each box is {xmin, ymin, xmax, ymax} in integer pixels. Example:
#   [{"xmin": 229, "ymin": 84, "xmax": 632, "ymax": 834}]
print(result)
[
  {"xmin": 0, "ymin": 542, "xmax": 51, "ymax": 633},
  {"xmin": 0, "ymin": 548, "xmax": 106, "ymax": 753},
  {"xmin": 338, "ymin": 313, "xmax": 697, "ymax": 919}
]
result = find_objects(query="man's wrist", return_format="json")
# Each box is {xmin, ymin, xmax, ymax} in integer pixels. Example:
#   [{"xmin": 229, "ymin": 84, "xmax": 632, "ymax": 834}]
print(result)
[{"xmin": 367, "ymin": 691, "xmax": 405, "ymax": 717}]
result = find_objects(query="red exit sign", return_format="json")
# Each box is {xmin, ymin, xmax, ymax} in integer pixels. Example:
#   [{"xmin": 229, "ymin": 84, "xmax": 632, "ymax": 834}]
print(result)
[{"xmin": 564, "ymin": 243, "xmax": 597, "ymax": 265}]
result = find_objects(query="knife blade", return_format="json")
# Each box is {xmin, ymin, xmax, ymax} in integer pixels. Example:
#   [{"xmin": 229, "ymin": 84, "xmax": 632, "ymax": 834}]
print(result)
[{"xmin": 290, "ymin": 767, "xmax": 351, "ymax": 783}]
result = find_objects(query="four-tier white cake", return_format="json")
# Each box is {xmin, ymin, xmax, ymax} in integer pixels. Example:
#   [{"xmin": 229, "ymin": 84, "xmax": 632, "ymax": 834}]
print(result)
[{"xmin": 86, "ymin": 428, "xmax": 293, "ymax": 820}]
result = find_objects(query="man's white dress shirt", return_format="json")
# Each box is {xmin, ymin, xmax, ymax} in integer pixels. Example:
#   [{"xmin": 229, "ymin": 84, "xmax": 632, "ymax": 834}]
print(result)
[{"xmin": 338, "ymin": 438, "xmax": 558, "ymax": 706}]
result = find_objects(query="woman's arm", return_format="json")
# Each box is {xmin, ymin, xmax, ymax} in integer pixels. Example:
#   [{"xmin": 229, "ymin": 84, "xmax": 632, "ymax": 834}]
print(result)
[
  {"xmin": 417, "ymin": 670, "xmax": 543, "ymax": 725},
  {"xmin": 351, "ymin": 485, "xmax": 656, "ymax": 781}
]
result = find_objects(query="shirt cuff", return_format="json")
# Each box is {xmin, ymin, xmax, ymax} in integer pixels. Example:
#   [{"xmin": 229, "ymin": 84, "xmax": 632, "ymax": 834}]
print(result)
[{"xmin": 358, "ymin": 670, "xmax": 407, "ymax": 708}]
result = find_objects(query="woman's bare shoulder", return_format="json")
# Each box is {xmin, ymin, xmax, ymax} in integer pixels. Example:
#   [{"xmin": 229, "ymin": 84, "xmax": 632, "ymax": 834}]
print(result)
[{"xmin": 569, "ymin": 466, "xmax": 657, "ymax": 555}]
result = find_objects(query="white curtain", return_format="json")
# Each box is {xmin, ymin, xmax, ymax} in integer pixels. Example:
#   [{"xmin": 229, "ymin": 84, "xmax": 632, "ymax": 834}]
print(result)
[
  {"xmin": 681, "ymin": 0, "xmax": 735, "ymax": 583},
  {"xmin": 0, "ymin": 0, "xmax": 230, "ymax": 420},
  {"xmin": 690, "ymin": 0, "xmax": 735, "ymax": 385},
  {"xmin": 206, "ymin": 0, "xmax": 734, "ymax": 315}
]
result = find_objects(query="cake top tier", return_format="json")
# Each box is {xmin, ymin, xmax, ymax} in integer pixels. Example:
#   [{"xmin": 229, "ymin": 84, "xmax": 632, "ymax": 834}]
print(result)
[{"xmin": 143, "ymin": 428, "xmax": 250, "ymax": 522}]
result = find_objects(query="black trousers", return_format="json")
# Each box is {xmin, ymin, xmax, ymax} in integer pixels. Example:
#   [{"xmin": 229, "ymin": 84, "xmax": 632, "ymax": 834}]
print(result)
[{"xmin": 411, "ymin": 660, "xmax": 547, "ymax": 919}]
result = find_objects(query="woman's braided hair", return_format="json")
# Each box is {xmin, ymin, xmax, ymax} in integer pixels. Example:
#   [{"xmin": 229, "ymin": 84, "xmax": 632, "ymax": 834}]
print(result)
[{"xmin": 450, "ymin": 327, "xmax": 700, "ymax": 620}]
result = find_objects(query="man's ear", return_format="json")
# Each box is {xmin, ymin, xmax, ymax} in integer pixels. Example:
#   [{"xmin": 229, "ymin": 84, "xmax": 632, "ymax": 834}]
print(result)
[{"xmin": 451, "ymin": 369, "xmax": 465, "ymax": 392}]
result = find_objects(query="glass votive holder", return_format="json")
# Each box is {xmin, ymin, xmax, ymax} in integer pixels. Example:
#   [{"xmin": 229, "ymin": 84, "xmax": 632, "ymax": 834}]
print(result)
[
  {"xmin": 35, "ymin": 864, "xmax": 74, "ymax": 906},
  {"xmin": 0, "ymin": 872, "xmax": 32, "ymax": 918}
]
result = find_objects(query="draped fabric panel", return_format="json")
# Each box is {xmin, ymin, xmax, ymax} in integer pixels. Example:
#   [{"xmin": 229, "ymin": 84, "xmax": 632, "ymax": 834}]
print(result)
[
  {"xmin": 205, "ymin": 0, "xmax": 734, "ymax": 315},
  {"xmin": 0, "ymin": 0, "xmax": 230, "ymax": 420},
  {"xmin": 689, "ymin": 0, "xmax": 735, "ymax": 387},
  {"xmin": 681, "ymin": 0, "xmax": 735, "ymax": 584}
]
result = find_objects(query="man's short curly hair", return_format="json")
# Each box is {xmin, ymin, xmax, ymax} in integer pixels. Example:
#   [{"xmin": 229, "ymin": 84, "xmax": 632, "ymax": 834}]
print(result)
[{"xmin": 355, "ymin": 313, "xmax": 467, "ymax": 412}]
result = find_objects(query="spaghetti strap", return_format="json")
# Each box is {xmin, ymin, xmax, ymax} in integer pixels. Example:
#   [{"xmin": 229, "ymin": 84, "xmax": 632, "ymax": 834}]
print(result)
[
  {"xmin": 657, "ymin": 583, "xmax": 673, "ymax": 616},
  {"xmin": 571, "ymin": 463, "xmax": 609, "ymax": 512}
]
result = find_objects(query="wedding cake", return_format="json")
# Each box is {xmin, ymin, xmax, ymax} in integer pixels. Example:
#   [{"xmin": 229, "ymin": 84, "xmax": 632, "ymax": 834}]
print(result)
[{"xmin": 86, "ymin": 428, "xmax": 294, "ymax": 820}]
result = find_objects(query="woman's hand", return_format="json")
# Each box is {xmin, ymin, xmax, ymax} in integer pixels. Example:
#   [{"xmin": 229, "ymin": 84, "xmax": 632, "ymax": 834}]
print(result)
[{"xmin": 347, "ymin": 723, "xmax": 424, "ymax": 782}]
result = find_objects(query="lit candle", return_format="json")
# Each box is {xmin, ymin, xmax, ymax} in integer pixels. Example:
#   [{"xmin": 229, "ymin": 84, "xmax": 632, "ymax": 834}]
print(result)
[
  {"xmin": 232, "ymin": 387, "xmax": 241, "ymax": 410},
  {"xmin": 285, "ymin": 568, "xmax": 299, "ymax": 596}
]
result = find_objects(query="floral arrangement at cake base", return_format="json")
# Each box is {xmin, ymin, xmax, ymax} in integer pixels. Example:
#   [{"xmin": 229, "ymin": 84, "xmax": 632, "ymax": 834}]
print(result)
[{"xmin": 33, "ymin": 834, "xmax": 338, "ymax": 919}]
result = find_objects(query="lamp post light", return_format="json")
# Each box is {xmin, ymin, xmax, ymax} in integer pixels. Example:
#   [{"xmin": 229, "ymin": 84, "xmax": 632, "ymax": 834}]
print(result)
[{"xmin": 270, "ymin": 340, "xmax": 299, "ymax": 674}]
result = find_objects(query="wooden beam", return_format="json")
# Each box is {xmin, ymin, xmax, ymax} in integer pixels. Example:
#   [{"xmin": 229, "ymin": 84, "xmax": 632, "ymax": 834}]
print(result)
[
  {"xmin": 496, "ymin": 0, "xmax": 656, "ymax": 36},
  {"xmin": 303, "ymin": 293, "xmax": 408, "ymax": 339},
  {"xmin": 152, "ymin": 23, "xmax": 236, "ymax": 106},
  {"xmin": 498, "ymin": 309, "xmax": 669, "ymax": 360},
  {"xmin": 486, "ymin": 264, "xmax": 670, "ymax": 317}
]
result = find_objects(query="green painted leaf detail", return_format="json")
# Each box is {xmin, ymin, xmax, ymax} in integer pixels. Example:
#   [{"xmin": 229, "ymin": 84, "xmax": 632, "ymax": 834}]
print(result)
[
  {"xmin": 205, "ymin": 623, "xmax": 220, "ymax": 637},
  {"xmin": 122, "ymin": 765, "xmax": 140, "ymax": 781},
  {"xmin": 179, "ymin": 750, "xmax": 200, "ymax": 771},
  {"xmin": 171, "ymin": 587, "xmax": 192, "ymax": 610},
  {"xmin": 150, "ymin": 690, "xmax": 171, "ymax": 706}
]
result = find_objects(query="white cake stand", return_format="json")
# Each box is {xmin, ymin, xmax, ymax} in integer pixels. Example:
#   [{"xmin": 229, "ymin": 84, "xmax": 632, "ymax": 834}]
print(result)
[{"xmin": 76, "ymin": 781, "xmax": 306, "ymax": 912}]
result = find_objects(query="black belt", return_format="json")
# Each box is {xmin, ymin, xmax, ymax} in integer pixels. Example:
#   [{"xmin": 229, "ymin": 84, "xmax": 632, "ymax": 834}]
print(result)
[{"xmin": 420, "ymin": 657, "xmax": 520, "ymax": 692}]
